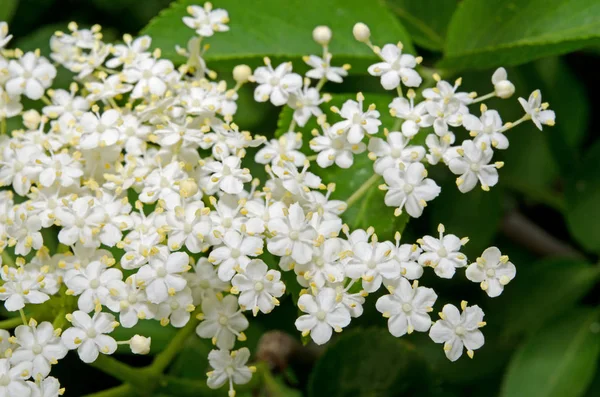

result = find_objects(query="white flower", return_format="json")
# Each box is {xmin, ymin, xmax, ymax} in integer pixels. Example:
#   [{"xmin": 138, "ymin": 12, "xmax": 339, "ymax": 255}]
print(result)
[
  {"xmin": 164, "ymin": 201, "xmax": 212, "ymax": 253},
  {"xmin": 386, "ymin": 233, "xmax": 423, "ymax": 280},
  {"xmin": 156, "ymin": 287, "xmax": 195, "ymax": 327},
  {"xmin": 491, "ymin": 67, "xmax": 515, "ymax": 99},
  {"xmin": 6, "ymin": 53, "xmax": 56, "ymax": 100},
  {"xmin": 61, "ymin": 311, "xmax": 118, "ymax": 363},
  {"xmin": 185, "ymin": 258, "xmax": 230, "ymax": 304},
  {"xmin": 267, "ymin": 203, "xmax": 317, "ymax": 265},
  {"xmin": 64, "ymin": 260, "xmax": 125, "ymax": 313},
  {"xmin": 0, "ymin": 89, "xmax": 23, "ymax": 119},
  {"xmin": 389, "ymin": 93, "xmax": 433, "ymax": 138},
  {"xmin": 253, "ymin": 61, "xmax": 302, "ymax": 106},
  {"xmin": 368, "ymin": 131, "xmax": 425, "ymax": 175},
  {"xmin": 304, "ymin": 53, "xmax": 348, "ymax": 83},
  {"xmin": 0, "ymin": 359, "xmax": 33, "ymax": 397},
  {"xmin": 124, "ymin": 58, "xmax": 175, "ymax": 99},
  {"xmin": 518, "ymin": 89, "xmax": 556, "ymax": 130},
  {"xmin": 418, "ymin": 224, "xmax": 467, "ymax": 279},
  {"xmin": 367, "ymin": 44, "xmax": 422, "ymax": 90},
  {"xmin": 139, "ymin": 161, "xmax": 186, "ymax": 206},
  {"xmin": 288, "ymin": 84, "xmax": 326, "ymax": 127},
  {"xmin": 196, "ymin": 295, "xmax": 248, "ymax": 349},
  {"xmin": 209, "ymin": 230, "xmax": 264, "ymax": 282},
  {"xmin": 269, "ymin": 161, "xmax": 322, "ymax": 198},
  {"xmin": 255, "ymin": 132, "xmax": 306, "ymax": 167},
  {"xmin": 30, "ymin": 376, "xmax": 62, "ymax": 397},
  {"xmin": 310, "ymin": 125, "xmax": 366, "ymax": 169},
  {"xmin": 345, "ymin": 240, "xmax": 398, "ymax": 293},
  {"xmin": 200, "ymin": 156, "xmax": 251, "ymax": 195},
  {"xmin": 105, "ymin": 34, "xmax": 152, "ymax": 69},
  {"xmin": 463, "ymin": 109, "xmax": 509, "ymax": 149},
  {"xmin": 183, "ymin": 3, "xmax": 230, "ymax": 37},
  {"xmin": 466, "ymin": 247, "xmax": 516, "ymax": 297},
  {"xmin": 382, "ymin": 162, "xmax": 441, "ymax": 218},
  {"xmin": 55, "ymin": 197, "xmax": 104, "ymax": 248},
  {"xmin": 129, "ymin": 335, "xmax": 151, "ymax": 355},
  {"xmin": 293, "ymin": 238, "xmax": 345, "ymax": 288},
  {"xmin": 376, "ymin": 278, "xmax": 437, "ymax": 337},
  {"xmin": 423, "ymin": 79, "xmax": 472, "ymax": 105},
  {"xmin": 207, "ymin": 348, "xmax": 253, "ymax": 394},
  {"xmin": 232, "ymin": 259, "xmax": 285, "ymax": 316},
  {"xmin": 117, "ymin": 275, "xmax": 156, "ymax": 328},
  {"xmin": 37, "ymin": 151, "xmax": 83, "ymax": 188},
  {"xmin": 78, "ymin": 109, "xmax": 121, "ymax": 150},
  {"xmin": 136, "ymin": 249, "xmax": 190, "ymax": 304},
  {"xmin": 330, "ymin": 94, "xmax": 381, "ymax": 144},
  {"xmin": 295, "ymin": 288, "xmax": 351, "ymax": 345},
  {"xmin": 43, "ymin": 87, "xmax": 89, "ymax": 118},
  {"xmin": 0, "ymin": 265, "xmax": 50, "ymax": 311},
  {"xmin": 0, "ymin": 22, "xmax": 12, "ymax": 49},
  {"xmin": 6, "ymin": 209, "xmax": 43, "ymax": 256},
  {"xmin": 11, "ymin": 321, "xmax": 68, "ymax": 379},
  {"xmin": 425, "ymin": 132, "xmax": 457, "ymax": 165},
  {"xmin": 425, "ymin": 99, "xmax": 465, "ymax": 136},
  {"xmin": 85, "ymin": 74, "xmax": 132, "ymax": 102},
  {"xmin": 429, "ymin": 302, "xmax": 485, "ymax": 361},
  {"xmin": 449, "ymin": 140, "xmax": 500, "ymax": 193}
]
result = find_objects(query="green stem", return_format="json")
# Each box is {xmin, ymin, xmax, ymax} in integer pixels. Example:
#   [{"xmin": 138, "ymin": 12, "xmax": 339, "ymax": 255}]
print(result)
[
  {"xmin": 89, "ymin": 354, "xmax": 148, "ymax": 391},
  {"xmin": 0, "ymin": 317, "xmax": 23, "ymax": 329},
  {"xmin": 0, "ymin": 118, "xmax": 6, "ymax": 135},
  {"xmin": 83, "ymin": 384, "xmax": 136, "ymax": 397},
  {"xmin": 471, "ymin": 91, "xmax": 496, "ymax": 104},
  {"xmin": 19, "ymin": 309, "xmax": 28, "ymax": 326},
  {"xmin": 346, "ymin": 174, "xmax": 382, "ymax": 208},
  {"xmin": 150, "ymin": 315, "xmax": 200, "ymax": 374}
]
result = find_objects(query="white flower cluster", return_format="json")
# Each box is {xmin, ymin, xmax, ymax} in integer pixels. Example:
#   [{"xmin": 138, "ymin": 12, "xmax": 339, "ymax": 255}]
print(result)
[{"xmin": 0, "ymin": 4, "xmax": 551, "ymax": 396}]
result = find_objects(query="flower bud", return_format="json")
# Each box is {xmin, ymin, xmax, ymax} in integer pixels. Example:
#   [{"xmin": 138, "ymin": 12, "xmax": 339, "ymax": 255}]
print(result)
[
  {"xmin": 179, "ymin": 179, "xmax": 199, "ymax": 198},
  {"xmin": 494, "ymin": 80, "xmax": 515, "ymax": 99},
  {"xmin": 312, "ymin": 26, "xmax": 332, "ymax": 46},
  {"xmin": 23, "ymin": 109, "xmax": 41, "ymax": 130},
  {"xmin": 352, "ymin": 22, "xmax": 370, "ymax": 43},
  {"xmin": 233, "ymin": 64, "xmax": 252, "ymax": 84},
  {"xmin": 130, "ymin": 335, "xmax": 151, "ymax": 355}
]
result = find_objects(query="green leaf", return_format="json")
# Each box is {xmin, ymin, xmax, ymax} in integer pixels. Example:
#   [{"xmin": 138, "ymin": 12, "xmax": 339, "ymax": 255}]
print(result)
[
  {"xmin": 565, "ymin": 141, "xmax": 600, "ymax": 252},
  {"xmin": 112, "ymin": 320, "xmax": 178, "ymax": 355},
  {"xmin": 276, "ymin": 93, "xmax": 410, "ymax": 239},
  {"xmin": 308, "ymin": 328, "xmax": 434, "ymax": 397},
  {"xmin": 440, "ymin": 0, "xmax": 600, "ymax": 71},
  {"xmin": 0, "ymin": 0, "xmax": 19, "ymax": 22},
  {"xmin": 385, "ymin": 0, "xmax": 457, "ymax": 51},
  {"xmin": 487, "ymin": 258, "xmax": 599, "ymax": 338},
  {"xmin": 142, "ymin": 0, "xmax": 413, "ymax": 71},
  {"xmin": 501, "ymin": 309, "xmax": 600, "ymax": 397}
]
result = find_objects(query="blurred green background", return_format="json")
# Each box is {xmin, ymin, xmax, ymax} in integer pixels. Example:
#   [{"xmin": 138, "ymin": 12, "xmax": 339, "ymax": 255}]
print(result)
[{"xmin": 2, "ymin": 0, "xmax": 600, "ymax": 396}]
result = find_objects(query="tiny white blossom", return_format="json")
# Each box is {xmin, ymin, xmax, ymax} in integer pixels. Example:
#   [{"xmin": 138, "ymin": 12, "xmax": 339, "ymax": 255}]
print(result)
[
  {"xmin": 295, "ymin": 288, "xmax": 351, "ymax": 345},
  {"xmin": 449, "ymin": 140, "xmax": 500, "ymax": 193},
  {"xmin": 209, "ymin": 230, "xmax": 264, "ymax": 282},
  {"xmin": 232, "ymin": 259, "xmax": 285, "ymax": 316},
  {"xmin": 206, "ymin": 348, "xmax": 253, "ymax": 395},
  {"xmin": 267, "ymin": 203, "xmax": 317, "ymax": 265},
  {"xmin": 368, "ymin": 44, "xmax": 422, "ymax": 89},
  {"xmin": 61, "ymin": 311, "xmax": 118, "ymax": 363},
  {"xmin": 255, "ymin": 132, "xmax": 306, "ymax": 167},
  {"xmin": 389, "ymin": 92, "xmax": 433, "ymax": 138},
  {"xmin": 11, "ymin": 321, "xmax": 68, "ymax": 379},
  {"xmin": 183, "ymin": 3, "xmax": 230, "ymax": 37},
  {"xmin": 253, "ymin": 61, "xmax": 302, "ymax": 106},
  {"xmin": 310, "ymin": 125, "xmax": 366, "ymax": 169},
  {"xmin": 466, "ymin": 247, "xmax": 516, "ymax": 297},
  {"xmin": 382, "ymin": 162, "xmax": 441, "ymax": 218},
  {"xmin": 6, "ymin": 53, "xmax": 57, "ymax": 100},
  {"xmin": 136, "ymin": 249, "xmax": 190, "ymax": 304},
  {"xmin": 304, "ymin": 53, "xmax": 348, "ymax": 83},
  {"xmin": 418, "ymin": 224, "xmax": 468, "ymax": 279},
  {"xmin": 518, "ymin": 89, "xmax": 555, "ymax": 130},
  {"xmin": 368, "ymin": 131, "xmax": 425, "ymax": 175},
  {"xmin": 345, "ymin": 240, "xmax": 398, "ymax": 293},
  {"xmin": 0, "ymin": 22, "xmax": 12, "ymax": 49},
  {"xmin": 330, "ymin": 94, "xmax": 381, "ymax": 144},
  {"xmin": 429, "ymin": 302, "xmax": 485, "ymax": 361},
  {"xmin": 463, "ymin": 108, "xmax": 509, "ymax": 149},
  {"xmin": 376, "ymin": 278, "xmax": 437, "ymax": 337},
  {"xmin": 64, "ymin": 260, "xmax": 125, "ymax": 313},
  {"xmin": 196, "ymin": 295, "xmax": 248, "ymax": 349},
  {"xmin": 0, "ymin": 359, "xmax": 33, "ymax": 397}
]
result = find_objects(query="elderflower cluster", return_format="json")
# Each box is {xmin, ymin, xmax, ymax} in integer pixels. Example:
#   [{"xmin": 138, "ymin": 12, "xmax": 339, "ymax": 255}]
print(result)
[{"xmin": 0, "ymin": 4, "xmax": 552, "ymax": 396}]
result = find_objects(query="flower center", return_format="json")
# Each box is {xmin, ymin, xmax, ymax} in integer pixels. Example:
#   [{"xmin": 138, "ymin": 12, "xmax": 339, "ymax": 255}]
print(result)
[
  {"xmin": 332, "ymin": 139, "xmax": 344, "ymax": 150},
  {"xmin": 403, "ymin": 184, "xmax": 414, "ymax": 194},
  {"xmin": 218, "ymin": 315, "xmax": 229, "ymax": 326},
  {"xmin": 183, "ymin": 223, "xmax": 192, "ymax": 233},
  {"xmin": 231, "ymin": 249, "xmax": 240, "ymax": 258},
  {"xmin": 87, "ymin": 328, "xmax": 97, "ymax": 338},
  {"xmin": 89, "ymin": 279, "xmax": 100, "ymax": 289},
  {"xmin": 486, "ymin": 268, "xmax": 496, "ymax": 277},
  {"xmin": 143, "ymin": 70, "xmax": 153, "ymax": 79},
  {"xmin": 316, "ymin": 310, "xmax": 327, "ymax": 321},
  {"xmin": 402, "ymin": 303, "xmax": 412, "ymax": 313},
  {"xmin": 437, "ymin": 247, "xmax": 447, "ymax": 257},
  {"xmin": 470, "ymin": 163, "xmax": 480, "ymax": 172},
  {"xmin": 156, "ymin": 267, "xmax": 167, "ymax": 277},
  {"xmin": 222, "ymin": 218, "xmax": 232, "ymax": 228},
  {"xmin": 254, "ymin": 281, "xmax": 264, "ymax": 292},
  {"xmin": 352, "ymin": 113, "xmax": 362, "ymax": 124},
  {"xmin": 269, "ymin": 76, "xmax": 280, "ymax": 86},
  {"xmin": 128, "ymin": 293, "xmax": 138, "ymax": 304},
  {"xmin": 367, "ymin": 260, "xmax": 377, "ymax": 270},
  {"xmin": 170, "ymin": 301, "xmax": 180, "ymax": 310},
  {"xmin": 75, "ymin": 217, "xmax": 86, "ymax": 228},
  {"xmin": 289, "ymin": 231, "xmax": 300, "ymax": 241},
  {"xmin": 32, "ymin": 343, "xmax": 43, "ymax": 355},
  {"xmin": 391, "ymin": 147, "xmax": 403, "ymax": 158},
  {"xmin": 454, "ymin": 326, "xmax": 465, "ymax": 336}
]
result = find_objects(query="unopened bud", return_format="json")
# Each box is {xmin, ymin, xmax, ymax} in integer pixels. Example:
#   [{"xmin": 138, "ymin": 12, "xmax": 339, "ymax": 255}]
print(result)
[
  {"xmin": 179, "ymin": 179, "xmax": 199, "ymax": 198},
  {"xmin": 233, "ymin": 64, "xmax": 252, "ymax": 84},
  {"xmin": 130, "ymin": 335, "xmax": 151, "ymax": 355},
  {"xmin": 312, "ymin": 26, "xmax": 332, "ymax": 46},
  {"xmin": 494, "ymin": 80, "xmax": 515, "ymax": 99},
  {"xmin": 23, "ymin": 109, "xmax": 42, "ymax": 130},
  {"xmin": 352, "ymin": 22, "xmax": 370, "ymax": 43}
]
